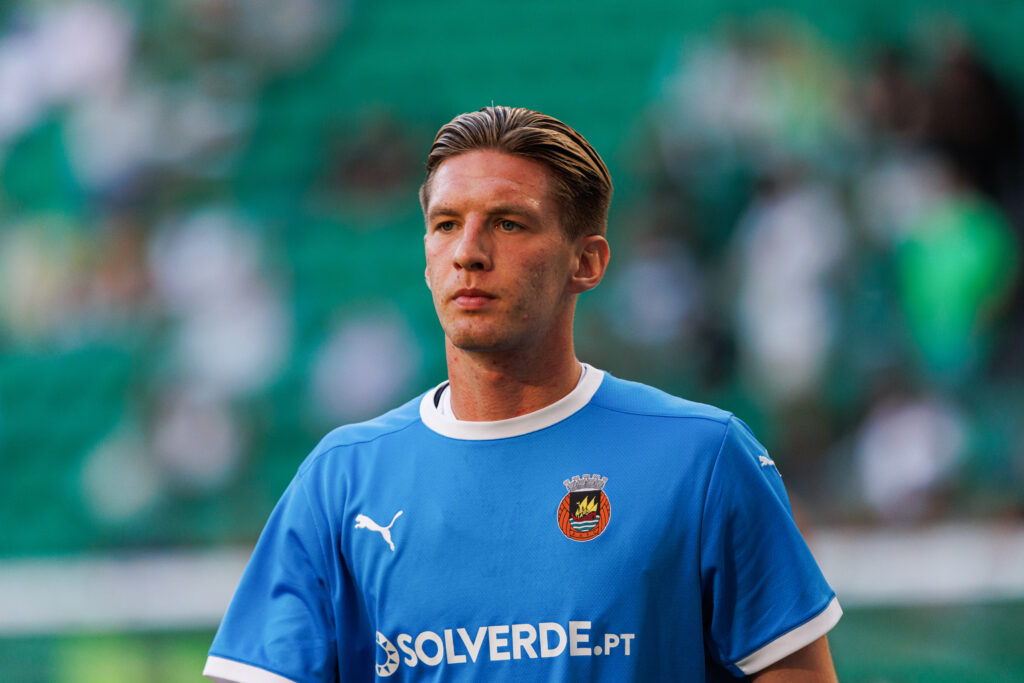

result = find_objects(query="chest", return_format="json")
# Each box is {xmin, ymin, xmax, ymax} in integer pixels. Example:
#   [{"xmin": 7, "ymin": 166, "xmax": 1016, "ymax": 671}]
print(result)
[
  {"xmin": 328, "ymin": 425, "xmax": 722, "ymax": 680},
  {"xmin": 341, "ymin": 438, "xmax": 707, "ymax": 624}
]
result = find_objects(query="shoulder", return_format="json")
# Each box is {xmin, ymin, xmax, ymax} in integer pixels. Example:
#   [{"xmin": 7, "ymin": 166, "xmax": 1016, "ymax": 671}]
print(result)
[
  {"xmin": 590, "ymin": 372, "xmax": 734, "ymax": 426},
  {"xmin": 588, "ymin": 373, "xmax": 766, "ymax": 462},
  {"xmin": 296, "ymin": 392, "xmax": 426, "ymax": 477}
]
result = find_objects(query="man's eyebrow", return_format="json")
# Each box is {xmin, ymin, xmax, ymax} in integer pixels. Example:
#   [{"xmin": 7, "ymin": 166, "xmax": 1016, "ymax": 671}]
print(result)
[
  {"xmin": 489, "ymin": 204, "xmax": 540, "ymax": 218},
  {"xmin": 427, "ymin": 205, "xmax": 457, "ymax": 219},
  {"xmin": 427, "ymin": 204, "xmax": 539, "ymax": 219}
]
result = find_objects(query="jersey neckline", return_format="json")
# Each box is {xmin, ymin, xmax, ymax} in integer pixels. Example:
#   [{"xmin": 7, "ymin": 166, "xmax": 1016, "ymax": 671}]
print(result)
[{"xmin": 418, "ymin": 364, "xmax": 605, "ymax": 440}]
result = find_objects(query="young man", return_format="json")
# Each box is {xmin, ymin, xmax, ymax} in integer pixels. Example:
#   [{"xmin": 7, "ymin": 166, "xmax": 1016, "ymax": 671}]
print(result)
[{"xmin": 204, "ymin": 107, "xmax": 841, "ymax": 682}]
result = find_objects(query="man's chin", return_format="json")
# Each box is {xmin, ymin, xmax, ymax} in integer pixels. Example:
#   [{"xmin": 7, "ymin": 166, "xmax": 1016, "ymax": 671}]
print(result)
[{"xmin": 445, "ymin": 330, "xmax": 517, "ymax": 354}]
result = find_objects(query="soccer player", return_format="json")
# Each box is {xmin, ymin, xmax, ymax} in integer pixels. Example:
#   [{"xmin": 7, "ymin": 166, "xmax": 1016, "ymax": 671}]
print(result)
[{"xmin": 204, "ymin": 106, "xmax": 841, "ymax": 682}]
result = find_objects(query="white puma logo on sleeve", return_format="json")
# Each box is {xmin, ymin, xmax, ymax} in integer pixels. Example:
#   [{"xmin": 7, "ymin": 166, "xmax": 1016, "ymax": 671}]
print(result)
[{"xmin": 354, "ymin": 510, "xmax": 404, "ymax": 551}]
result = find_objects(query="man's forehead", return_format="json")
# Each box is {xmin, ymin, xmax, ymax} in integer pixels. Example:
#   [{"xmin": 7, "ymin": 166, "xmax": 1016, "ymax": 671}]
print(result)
[{"xmin": 427, "ymin": 150, "xmax": 556, "ymax": 210}]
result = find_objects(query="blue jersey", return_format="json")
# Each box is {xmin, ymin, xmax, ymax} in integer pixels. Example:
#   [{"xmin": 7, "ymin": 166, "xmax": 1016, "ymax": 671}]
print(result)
[{"xmin": 205, "ymin": 367, "xmax": 840, "ymax": 682}]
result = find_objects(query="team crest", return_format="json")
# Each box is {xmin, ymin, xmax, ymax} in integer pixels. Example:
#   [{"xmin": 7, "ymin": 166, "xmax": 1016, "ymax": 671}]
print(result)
[{"xmin": 558, "ymin": 474, "xmax": 610, "ymax": 541}]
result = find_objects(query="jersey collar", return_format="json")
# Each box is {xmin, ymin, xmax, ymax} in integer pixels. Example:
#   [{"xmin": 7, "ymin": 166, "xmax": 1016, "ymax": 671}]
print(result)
[{"xmin": 419, "ymin": 363, "xmax": 604, "ymax": 440}]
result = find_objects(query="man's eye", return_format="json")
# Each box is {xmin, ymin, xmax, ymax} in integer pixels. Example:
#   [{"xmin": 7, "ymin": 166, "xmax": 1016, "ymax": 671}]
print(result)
[
  {"xmin": 436, "ymin": 221, "xmax": 455, "ymax": 232},
  {"xmin": 499, "ymin": 220, "xmax": 520, "ymax": 232}
]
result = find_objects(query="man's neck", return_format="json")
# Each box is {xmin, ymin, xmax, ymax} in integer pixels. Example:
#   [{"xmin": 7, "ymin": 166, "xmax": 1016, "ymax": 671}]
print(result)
[{"xmin": 444, "ymin": 343, "xmax": 582, "ymax": 422}]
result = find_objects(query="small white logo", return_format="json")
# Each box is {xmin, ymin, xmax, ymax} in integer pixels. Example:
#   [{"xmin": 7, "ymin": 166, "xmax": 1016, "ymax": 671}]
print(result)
[
  {"xmin": 375, "ymin": 631, "xmax": 400, "ymax": 677},
  {"xmin": 759, "ymin": 455, "xmax": 776, "ymax": 468},
  {"xmin": 355, "ymin": 510, "xmax": 404, "ymax": 551}
]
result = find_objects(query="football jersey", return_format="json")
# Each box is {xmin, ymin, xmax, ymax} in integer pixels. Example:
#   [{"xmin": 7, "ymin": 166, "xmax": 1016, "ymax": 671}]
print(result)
[{"xmin": 205, "ymin": 366, "xmax": 841, "ymax": 682}]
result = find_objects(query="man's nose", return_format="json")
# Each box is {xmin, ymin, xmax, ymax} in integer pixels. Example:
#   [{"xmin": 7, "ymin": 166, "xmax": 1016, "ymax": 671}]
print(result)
[{"xmin": 453, "ymin": 218, "xmax": 493, "ymax": 271}]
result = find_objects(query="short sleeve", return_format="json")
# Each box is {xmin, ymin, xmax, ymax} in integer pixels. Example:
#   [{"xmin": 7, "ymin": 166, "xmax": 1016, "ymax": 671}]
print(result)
[
  {"xmin": 205, "ymin": 473, "xmax": 343, "ymax": 683},
  {"xmin": 700, "ymin": 417, "xmax": 841, "ymax": 676}
]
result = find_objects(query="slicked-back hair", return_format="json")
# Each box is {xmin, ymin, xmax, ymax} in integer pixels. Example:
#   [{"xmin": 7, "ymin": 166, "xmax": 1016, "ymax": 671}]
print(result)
[{"xmin": 420, "ymin": 106, "xmax": 613, "ymax": 240}]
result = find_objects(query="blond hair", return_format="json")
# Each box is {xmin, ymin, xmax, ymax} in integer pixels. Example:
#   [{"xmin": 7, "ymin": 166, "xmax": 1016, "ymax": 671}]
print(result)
[{"xmin": 420, "ymin": 106, "xmax": 612, "ymax": 239}]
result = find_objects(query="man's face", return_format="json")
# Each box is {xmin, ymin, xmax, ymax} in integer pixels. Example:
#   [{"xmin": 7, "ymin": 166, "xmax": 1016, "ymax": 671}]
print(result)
[{"xmin": 423, "ymin": 149, "xmax": 581, "ymax": 354}]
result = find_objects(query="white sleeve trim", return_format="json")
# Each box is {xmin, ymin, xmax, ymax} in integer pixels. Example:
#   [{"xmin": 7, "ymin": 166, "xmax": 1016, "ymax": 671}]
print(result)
[
  {"xmin": 203, "ymin": 656, "xmax": 298, "ymax": 683},
  {"xmin": 734, "ymin": 596, "xmax": 843, "ymax": 675}
]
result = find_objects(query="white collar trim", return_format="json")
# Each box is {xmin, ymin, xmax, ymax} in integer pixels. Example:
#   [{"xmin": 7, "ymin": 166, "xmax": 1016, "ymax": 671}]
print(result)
[{"xmin": 419, "ymin": 363, "xmax": 604, "ymax": 440}]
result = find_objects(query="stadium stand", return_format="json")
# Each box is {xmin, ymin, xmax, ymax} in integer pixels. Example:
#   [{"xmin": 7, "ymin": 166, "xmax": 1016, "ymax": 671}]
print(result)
[{"xmin": 1, "ymin": 0, "xmax": 1023, "ymax": 680}]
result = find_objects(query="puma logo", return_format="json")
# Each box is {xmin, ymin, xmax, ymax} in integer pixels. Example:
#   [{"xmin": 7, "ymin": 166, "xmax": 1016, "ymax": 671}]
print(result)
[
  {"xmin": 354, "ymin": 511, "xmax": 404, "ymax": 551},
  {"xmin": 759, "ymin": 455, "xmax": 777, "ymax": 468}
]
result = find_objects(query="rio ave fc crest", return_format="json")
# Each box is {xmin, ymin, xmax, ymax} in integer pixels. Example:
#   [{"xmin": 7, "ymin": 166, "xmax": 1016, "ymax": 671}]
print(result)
[{"xmin": 558, "ymin": 474, "xmax": 610, "ymax": 541}]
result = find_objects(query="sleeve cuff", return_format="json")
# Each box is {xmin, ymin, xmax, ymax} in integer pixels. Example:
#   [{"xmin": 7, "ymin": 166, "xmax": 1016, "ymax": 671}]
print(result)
[
  {"xmin": 203, "ymin": 656, "xmax": 299, "ymax": 683},
  {"xmin": 733, "ymin": 596, "xmax": 843, "ymax": 675}
]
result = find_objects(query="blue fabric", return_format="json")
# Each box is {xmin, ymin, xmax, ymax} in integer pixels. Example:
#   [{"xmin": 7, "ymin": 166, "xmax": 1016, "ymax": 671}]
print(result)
[{"xmin": 209, "ymin": 372, "xmax": 837, "ymax": 681}]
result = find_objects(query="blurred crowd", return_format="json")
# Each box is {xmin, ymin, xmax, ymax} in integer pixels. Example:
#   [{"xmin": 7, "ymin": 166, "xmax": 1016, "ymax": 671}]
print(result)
[
  {"xmin": 0, "ymin": 3, "xmax": 1022, "ymax": 556},
  {"xmin": 603, "ymin": 19, "xmax": 1023, "ymax": 523}
]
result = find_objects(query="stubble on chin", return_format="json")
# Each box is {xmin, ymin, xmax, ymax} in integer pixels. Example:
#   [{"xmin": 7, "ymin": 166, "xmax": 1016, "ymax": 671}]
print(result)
[{"xmin": 443, "ymin": 317, "xmax": 516, "ymax": 353}]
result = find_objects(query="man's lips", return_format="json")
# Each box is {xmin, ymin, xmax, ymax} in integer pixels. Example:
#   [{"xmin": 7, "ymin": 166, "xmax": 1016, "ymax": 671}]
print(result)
[{"xmin": 452, "ymin": 288, "xmax": 495, "ymax": 309}]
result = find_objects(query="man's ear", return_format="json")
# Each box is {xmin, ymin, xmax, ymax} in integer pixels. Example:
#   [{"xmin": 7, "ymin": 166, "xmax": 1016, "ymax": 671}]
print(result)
[
  {"xmin": 423, "ymin": 233, "xmax": 432, "ymax": 291},
  {"xmin": 568, "ymin": 235, "xmax": 610, "ymax": 294}
]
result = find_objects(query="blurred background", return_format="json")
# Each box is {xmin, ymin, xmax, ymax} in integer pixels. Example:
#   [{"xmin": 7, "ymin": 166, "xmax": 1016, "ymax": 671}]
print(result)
[{"xmin": 1, "ymin": 0, "xmax": 1022, "ymax": 680}]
